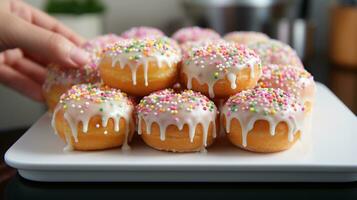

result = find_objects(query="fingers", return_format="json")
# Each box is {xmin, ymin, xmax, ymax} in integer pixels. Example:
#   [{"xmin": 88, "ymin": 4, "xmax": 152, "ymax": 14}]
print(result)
[
  {"xmin": 13, "ymin": 0, "xmax": 85, "ymax": 45},
  {"xmin": 1, "ymin": 49, "xmax": 23, "ymax": 65},
  {"xmin": 0, "ymin": 64, "xmax": 44, "ymax": 101},
  {"xmin": 11, "ymin": 1, "xmax": 32, "ymax": 22},
  {"xmin": 1, "ymin": 48, "xmax": 46, "ymax": 84},
  {"xmin": 1, "ymin": 13, "xmax": 89, "ymax": 68},
  {"xmin": 13, "ymin": 57, "xmax": 47, "ymax": 84}
]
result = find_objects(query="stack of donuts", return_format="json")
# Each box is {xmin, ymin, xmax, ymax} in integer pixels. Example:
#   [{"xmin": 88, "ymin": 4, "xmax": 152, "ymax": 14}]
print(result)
[{"xmin": 46, "ymin": 26, "xmax": 316, "ymax": 153}]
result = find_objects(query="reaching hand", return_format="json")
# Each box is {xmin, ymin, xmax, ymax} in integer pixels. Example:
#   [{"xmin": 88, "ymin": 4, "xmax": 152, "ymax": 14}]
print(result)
[{"xmin": 0, "ymin": 0, "xmax": 89, "ymax": 101}]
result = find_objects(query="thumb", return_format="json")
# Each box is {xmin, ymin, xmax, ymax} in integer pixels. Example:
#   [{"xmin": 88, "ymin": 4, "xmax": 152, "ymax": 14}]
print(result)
[{"xmin": 1, "ymin": 13, "xmax": 89, "ymax": 68}]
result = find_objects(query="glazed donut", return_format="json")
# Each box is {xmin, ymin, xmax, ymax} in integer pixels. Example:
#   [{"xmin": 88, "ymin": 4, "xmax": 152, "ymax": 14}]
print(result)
[
  {"xmin": 52, "ymin": 83, "xmax": 135, "ymax": 151},
  {"xmin": 224, "ymin": 31, "xmax": 270, "ymax": 45},
  {"xmin": 43, "ymin": 34, "xmax": 122, "ymax": 111},
  {"xmin": 172, "ymin": 26, "xmax": 221, "ymax": 44},
  {"xmin": 136, "ymin": 89, "xmax": 217, "ymax": 152},
  {"xmin": 179, "ymin": 39, "xmax": 226, "ymax": 58},
  {"xmin": 99, "ymin": 37, "xmax": 181, "ymax": 96},
  {"xmin": 258, "ymin": 64, "xmax": 316, "ymax": 112},
  {"xmin": 121, "ymin": 26, "xmax": 165, "ymax": 39},
  {"xmin": 180, "ymin": 41, "xmax": 262, "ymax": 98},
  {"xmin": 43, "ymin": 65, "xmax": 100, "ymax": 111},
  {"xmin": 221, "ymin": 88, "xmax": 306, "ymax": 153},
  {"xmin": 82, "ymin": 33, "xmax": 123, "ymax": 52},
  {"xmin": 247, "ymin": 39, "xmax": 304, "ymax": 68}
]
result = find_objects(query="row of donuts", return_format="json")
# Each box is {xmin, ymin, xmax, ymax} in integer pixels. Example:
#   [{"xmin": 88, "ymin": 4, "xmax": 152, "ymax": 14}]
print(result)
[
  {"xmin": 51, "ymin": 82, "xmax": 311, "ymax": 153},
  {"xmin": 43, "ymin": 26, "xmax": 306, "ymax": 111},
  {"xmin": 46, "ymin": 26, "xmax": 316, "ymax": 153}
]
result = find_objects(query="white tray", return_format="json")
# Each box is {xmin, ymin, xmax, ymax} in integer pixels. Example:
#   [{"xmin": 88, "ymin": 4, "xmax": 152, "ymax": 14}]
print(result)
[{"xmin": 5, "ymin": 83, "xmax": 357, "ymax": 182}]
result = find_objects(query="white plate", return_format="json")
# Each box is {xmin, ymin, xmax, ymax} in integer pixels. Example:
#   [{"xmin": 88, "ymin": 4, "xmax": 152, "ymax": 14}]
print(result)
[{"xmin": 5, "ymin": 83, "xmax": 357, "ymax": 182}]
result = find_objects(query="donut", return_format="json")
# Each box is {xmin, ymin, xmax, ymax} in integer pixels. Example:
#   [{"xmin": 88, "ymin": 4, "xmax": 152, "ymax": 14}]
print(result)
[
  {"xmin": 258, "ymin": 64, "xmax": 316, "ymax": 112},
  {"xmin": 121, "ymin": 26, "xmax": 165, "ymax": 39},
  {"xmin": 99, "ymin": 37, "xmax": 181, "ymax": 96},
  {"xmin": 221, "ymin": 88, "xmax": 306, "ymax": 153},
  {"xmin": 52, "ymin": 83, "xmax": 135, "ymax": 151},
  {"xmin": 43, "ymin": 65, "xmax": 100, "ymax": 112},
  {"xmin": 82, "ymin": 33, "xmax": 123, "ymax": 52},
  {"xmin": 43, "ymin": 34, "xmax": 122, "ymax": 111},
  {"xmin": 179, "ymin": 39, "xmax": 225, "ymax": 59},
  {"xmin": 136, "ymin": 89, "xmax": 217, "ymax": 152},
  {"xmin": 247, "ymin": 39, "xmax": 304, "ymax": 68},
  {"xmin": 180, "ymin": 41, "xmax": 262, "ymax": 98},
  {"xmin": 172, "ymin": 26, "xmax": 221, "ymax": 44},
  {"xmin": 223, "ymin": 31, "xmax": 270, "ymax": 45}
]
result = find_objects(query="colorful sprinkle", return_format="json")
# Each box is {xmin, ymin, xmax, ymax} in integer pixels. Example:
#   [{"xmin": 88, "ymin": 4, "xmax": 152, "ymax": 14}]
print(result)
[
  {"xmin": 104, "ymin": 36, "xmax": 181, "ymax": 62},
  {"xmin": 172, "ymin": 26, "xmax": 221, "ymax": 44},
  {"xmin": 59, "ymin": 83, "xmax": 132, "ymax": 110},
  {"xmin": 248, "ymin": 39, "xmax": 304, "ymax": 68},
  {"xmin": 121, "ymin": 26, "xmax": 165, "ymax": 39},
  {"xmin": 258, "ymin": 64, "xmax": 314, "ymax": 98},
  {"xmin": 137, "ymin": 89, "xmax": 216, "ymax": 116},
  {"xmin": 225, "ymin": 88, "xmax": 304, "ymax": 116},
  {"xmin": 184, "ymin": 41, "xmax": 260, "ymax": 77}
]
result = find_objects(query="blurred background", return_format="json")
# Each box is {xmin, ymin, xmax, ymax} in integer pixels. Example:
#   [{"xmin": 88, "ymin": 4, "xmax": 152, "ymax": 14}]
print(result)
[{"xmin": 0, "ymin": 0, "xmax": 356, "ymax": 131}]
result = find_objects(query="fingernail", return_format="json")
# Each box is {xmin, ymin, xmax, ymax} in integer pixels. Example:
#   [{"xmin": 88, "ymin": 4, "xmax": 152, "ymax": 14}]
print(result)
[{"xmin": 70, "ymin": 47, "xmax": 89, "ymax": 66}]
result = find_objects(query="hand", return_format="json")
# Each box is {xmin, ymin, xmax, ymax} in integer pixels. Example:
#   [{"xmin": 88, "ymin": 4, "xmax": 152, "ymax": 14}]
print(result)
[{"xmin": 0, "ymin": 0, "xmax": 89, "ymax": 101}]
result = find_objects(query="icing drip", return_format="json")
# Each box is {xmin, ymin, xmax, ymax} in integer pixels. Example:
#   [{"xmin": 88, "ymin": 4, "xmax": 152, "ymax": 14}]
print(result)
[
  {"xmin": 221, "ymin": 88, "xmax": 305, "ymax": 147},
  {"xmin": 105, "ymin": 37, "xmax": 181, "ymax": 87},
  {"xmin": 182, "ymin": 41, "xmax": 261, "ymax": 98},
  {"xmin": 215, "ymin": 99, "xmax": 226, "ymax": 136},
  {"xmin": 51, "ymin": 84, "xmax": 134, "ymax": 150},
  {"xmin": 136, "ymin": 89, "xmax": 217, "ymax": 150},
  {"xmin": 227, "ymin": 73, "xmax": 237, "ymax": 89}
]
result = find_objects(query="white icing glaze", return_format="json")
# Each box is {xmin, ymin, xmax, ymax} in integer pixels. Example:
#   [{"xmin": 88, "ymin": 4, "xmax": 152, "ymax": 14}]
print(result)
[
  {"xmin": 111, "ymin": 54, "xmax": 179, "ymax": 86},
  {"xmin": 137, "ymin": 110, "xmax": 216, "ymax": 146},
  {"xmin": 182, "ymin": 42, "xmax": 261, "ymax": 98},
  {"xmin": 222, "ymin": 110, "xmax": 305, "ymax": 147},
  {"xmin": 105, "ymin": 37, "xmax": 181, "ymax": 87},
  {"xmin": 215, "ymin": 99, "xmax": 226, "ymax": 136},
  {"xmin": 51, "ymin": 88, "xmax": 134, "ymax": 151},
  {"xmin": 221, "ymin": 88, "xmax": 306, "ymax": 147},
  {"xmin": 227, "ymin": 73, "xmax": 237, "ymax": 89},
  {"xmin": 136, "ymin": 90, "xmax": 217, "ymax": 151}
]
